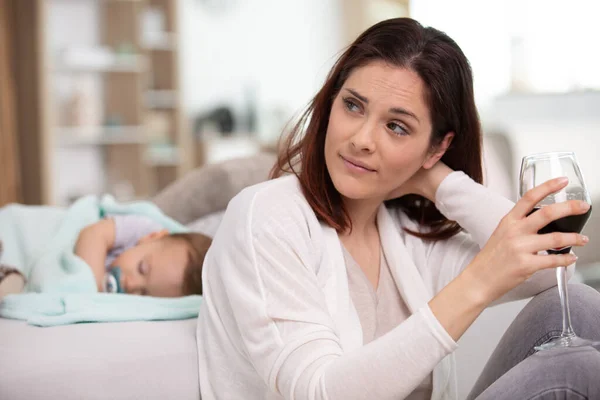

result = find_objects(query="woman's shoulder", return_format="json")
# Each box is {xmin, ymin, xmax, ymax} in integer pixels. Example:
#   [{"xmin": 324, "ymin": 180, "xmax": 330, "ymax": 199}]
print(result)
[
  {"xmin": 224, "ymin": 174, "xmax": 319, "ymax": 231},
  {"xmin": 231, "ymin": 174, "xmax": 306, "ymax": 210},
  {"xmin": 385, "ymin": 205, "xmax": 420, "ymax": 235},
  {"xmin": 235, "ymin": 174, "xmax": 302, "ymax": 200}
]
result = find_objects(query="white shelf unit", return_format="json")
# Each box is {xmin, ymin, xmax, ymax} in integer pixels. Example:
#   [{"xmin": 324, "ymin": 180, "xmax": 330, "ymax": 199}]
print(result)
[
  {"xmin": 141, "ymin": 32, "xmax": 178, "ymax": 51},
  {"xmin": 144, "ymin": 89, "xmax": 177, "ymax": 108},
  {"xmin": 55, "ymin": 126, "xmax": 147, "ymax": 146}
]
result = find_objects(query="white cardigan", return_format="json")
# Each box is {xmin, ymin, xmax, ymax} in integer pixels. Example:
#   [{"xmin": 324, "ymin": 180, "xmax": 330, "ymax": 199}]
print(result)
[{"xmin": 197, "ymin": 172, "xmax": 569, "ymax": 400}]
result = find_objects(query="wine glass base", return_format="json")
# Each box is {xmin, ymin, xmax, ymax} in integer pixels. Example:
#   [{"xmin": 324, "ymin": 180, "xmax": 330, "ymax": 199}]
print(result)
[{"xmin": 535, "ymin": 335, "xmax": 600, "ymax": 352}]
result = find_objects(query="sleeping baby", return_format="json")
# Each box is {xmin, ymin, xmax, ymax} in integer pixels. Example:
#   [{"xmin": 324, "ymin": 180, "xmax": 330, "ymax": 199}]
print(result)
[
  {"xmin": 0, "ymin": 215, "xmax": 211, "ymax": 299},
  {"xmin": 74, "ymin": 215, "xmax": 212, "ymax": 297}
]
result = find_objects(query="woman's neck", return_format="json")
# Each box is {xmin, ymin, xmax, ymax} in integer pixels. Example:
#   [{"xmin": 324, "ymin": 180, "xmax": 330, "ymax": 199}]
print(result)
[{"xmin": 342, "ymin": 197, "xmax": 381, "ymax": 238}]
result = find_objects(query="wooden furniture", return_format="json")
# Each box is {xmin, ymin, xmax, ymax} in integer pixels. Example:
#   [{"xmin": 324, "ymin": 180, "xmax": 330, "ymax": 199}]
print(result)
[
  {"xmin": 17, "ymin": 0, "xmax": 188, "ymax": 205},
  {"xmin": 6, "ymin": 0, "xmax": 49, "ymax": 206},
  {"xmin": 0, "ymin": 0, "xmax": 22, "ymax": 206}
]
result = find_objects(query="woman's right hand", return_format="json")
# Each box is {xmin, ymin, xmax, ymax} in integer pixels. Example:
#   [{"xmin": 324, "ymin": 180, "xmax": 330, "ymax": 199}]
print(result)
[{"xmin": 463, "ymin": 176, "xmax": 590, "ymax": 306}]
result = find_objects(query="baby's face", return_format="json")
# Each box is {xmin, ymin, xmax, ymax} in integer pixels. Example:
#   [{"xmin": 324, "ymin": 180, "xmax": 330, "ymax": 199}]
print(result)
[{"xmin": 111, "ymin": 237, "xmax": 188, "ymax": 297}]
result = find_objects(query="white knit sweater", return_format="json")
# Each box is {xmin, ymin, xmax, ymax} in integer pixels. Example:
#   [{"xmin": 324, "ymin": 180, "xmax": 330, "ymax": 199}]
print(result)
[{"xmin": 197, "ymin": 171, "xmax": 570, "ymax": 400}]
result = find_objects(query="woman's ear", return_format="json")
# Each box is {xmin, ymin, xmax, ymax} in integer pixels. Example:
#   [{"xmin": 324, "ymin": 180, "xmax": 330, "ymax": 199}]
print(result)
[
  {"xmin": 137, "ymin": 229, "xmax": 169, "ymax": 244},
  {"xmin": 423, "ymin": 132, "xmax": 454, "ymax": 169}
]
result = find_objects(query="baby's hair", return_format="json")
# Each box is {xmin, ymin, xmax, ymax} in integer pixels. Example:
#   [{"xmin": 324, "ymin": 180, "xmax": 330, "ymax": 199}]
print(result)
[{"xmin": 167, "ymin": 232, "xmax": 212, "ymax": 295}]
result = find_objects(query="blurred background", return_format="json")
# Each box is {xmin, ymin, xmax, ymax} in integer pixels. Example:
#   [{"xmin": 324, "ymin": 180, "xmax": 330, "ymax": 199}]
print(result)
[{"xmin": 2, "ymin": 0, "xmax": 599, "ymax": 205}]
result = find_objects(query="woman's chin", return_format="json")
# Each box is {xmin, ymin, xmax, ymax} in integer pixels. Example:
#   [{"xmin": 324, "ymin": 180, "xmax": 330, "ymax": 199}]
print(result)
[{"xmin": 332, "ymin": 179, "xmax": 373, "ymax": 201}]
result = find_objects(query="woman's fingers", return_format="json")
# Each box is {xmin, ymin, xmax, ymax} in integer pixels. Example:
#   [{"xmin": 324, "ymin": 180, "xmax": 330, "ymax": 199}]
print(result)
[
  {"xmin": 523, "ymin": 200, "xmax": 591, "ymax": 233},
  {"xmin": 511, "ymin": 177, "xmax": 569, "ymax": 218},
  {"xmin": 531, "ymin": 252, "xmax": 579, "ymax": 271},
  {"xmin": 520, "ymin": 231, "xmax": 589, "ymax": 254},
  {"xmin": 470, "ymin": 176, "xmax": 589, "ymax": 303}
]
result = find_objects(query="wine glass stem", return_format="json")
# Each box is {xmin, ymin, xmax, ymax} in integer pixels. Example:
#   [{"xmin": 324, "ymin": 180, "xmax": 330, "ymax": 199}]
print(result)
[{"xmin": 556, "ymin": 266, "xmax": 576, "ymax": 337}]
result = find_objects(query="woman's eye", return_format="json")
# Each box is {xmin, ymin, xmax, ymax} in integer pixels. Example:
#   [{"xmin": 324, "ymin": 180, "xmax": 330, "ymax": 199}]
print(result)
[
  {"xmin": 387, "ymin": 122, "xmax": 408, "ymax": 136},
  {"xmin": 343, "ymin": 98, "xmax": 361, "ymax": 113}
]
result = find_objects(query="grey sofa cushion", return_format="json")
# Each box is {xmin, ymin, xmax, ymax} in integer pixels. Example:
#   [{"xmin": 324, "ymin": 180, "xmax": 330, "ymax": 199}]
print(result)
[{"xmin": 153, "ymin": 152, "xmax": 276, "ymax": 224}]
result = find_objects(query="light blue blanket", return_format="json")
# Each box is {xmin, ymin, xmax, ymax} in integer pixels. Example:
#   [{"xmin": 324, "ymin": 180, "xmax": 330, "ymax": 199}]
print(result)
[{"xmin": 0, "ymin": 195, "xmax": 202, "ymax": 326}]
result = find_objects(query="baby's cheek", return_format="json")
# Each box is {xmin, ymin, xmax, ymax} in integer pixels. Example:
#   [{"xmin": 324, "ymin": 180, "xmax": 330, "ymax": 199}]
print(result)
[
  {"xmin": 110, "ymin": 254, "xmax": 123, "ymax": 268},
  {"xmin": 112, "ymin": 251, "xmax": 136, "ymax": 274}
]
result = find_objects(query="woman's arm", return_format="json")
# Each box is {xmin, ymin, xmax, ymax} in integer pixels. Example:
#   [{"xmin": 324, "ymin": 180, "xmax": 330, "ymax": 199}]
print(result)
[
  {"xmin": 74, "ymin": 219, "xmax": 115, "ymax": 291},
  {"xmin": 424, "ymin": 164, "xmax": 577, "ymax": 303},
  {"xmin": 433, "ymin": 168, "xmax": 515, "ymax": 248},
  {"xmin": 411, "ymin": 161, "xmax": 515, "ymax": 247},
  {"xmin": 429, "ymin": 177, "xmax": 588, "ymax": 341}
]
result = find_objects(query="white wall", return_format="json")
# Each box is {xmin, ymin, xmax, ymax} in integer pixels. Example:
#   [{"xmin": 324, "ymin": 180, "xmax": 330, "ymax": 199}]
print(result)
[
  {"xmin": 411, "ymin": 0, "xmax": 600, "ymax": 110},
  {"xmin": 410, "ymin": 0, "xmax": 512, "ymax": 110},
  {"xmin": 179, "ymin": 0, "xmax": 344, "ymax": 143},
  {"xmin": 485, "ymin": 92, "xmax": 600, "ymax": 200}
]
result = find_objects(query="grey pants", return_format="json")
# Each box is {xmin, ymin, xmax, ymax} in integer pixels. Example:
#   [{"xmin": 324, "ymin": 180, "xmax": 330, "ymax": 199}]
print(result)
[{"xmin": 468, "ymin": 283, "xmax": 600, "ymax": 400}]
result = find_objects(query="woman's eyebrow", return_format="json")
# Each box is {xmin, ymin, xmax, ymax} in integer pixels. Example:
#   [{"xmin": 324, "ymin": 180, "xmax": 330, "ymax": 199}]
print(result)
[
  {"xmin": 346, "ymin": 88, "xmax": 368, "ymax": 103},
  {"xmin": 345, "ymin": 88, "xmax": 420, "ymax": 123},
  {"xmin": 389, "ymin": 107, "xmax": 420, "ymax": 123}
]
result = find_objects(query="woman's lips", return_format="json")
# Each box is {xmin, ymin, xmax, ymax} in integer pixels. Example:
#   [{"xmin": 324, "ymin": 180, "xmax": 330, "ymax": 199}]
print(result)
[{"xmin": 340, "ymin": 155, "xmax": 376, "ymax": 173}]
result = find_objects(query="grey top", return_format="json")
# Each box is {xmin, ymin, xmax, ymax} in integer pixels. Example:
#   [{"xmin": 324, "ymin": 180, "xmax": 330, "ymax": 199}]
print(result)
[
  {"xmin": 342, "ymin": 245, "xmax": 433, "ymax": 400},
  {"xmin": 104, "ymin": 215, "xmax": 164, "ymax": 270}
]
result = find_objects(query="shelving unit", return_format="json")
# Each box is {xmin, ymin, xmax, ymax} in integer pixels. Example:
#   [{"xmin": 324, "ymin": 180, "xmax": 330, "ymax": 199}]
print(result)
[
  {"xmin": 56, "ymin": 126, "xmax": 147, "ymax": 146},
  {"xmin": 32, "ymin": 0, "xmax": 189, "ymax": 205},
  {"xmin": 139, "ymin": 0, "xmax": 189, "ymax": 194},
  {"xmin": 52, "ymin": 56, "xmax": 148, "ymax": 73}
]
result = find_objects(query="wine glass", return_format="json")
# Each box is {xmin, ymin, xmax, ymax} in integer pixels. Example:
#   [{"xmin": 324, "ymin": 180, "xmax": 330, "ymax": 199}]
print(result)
[{"xmin": 519, "ymin": 151, "xmax": 598, "ymax": 351}]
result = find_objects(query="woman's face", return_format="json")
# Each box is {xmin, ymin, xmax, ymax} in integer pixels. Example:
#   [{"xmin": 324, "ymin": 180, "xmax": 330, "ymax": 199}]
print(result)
[{"xmin": 324, "ymin": 60, "xmax": 440, "ymax": 204}]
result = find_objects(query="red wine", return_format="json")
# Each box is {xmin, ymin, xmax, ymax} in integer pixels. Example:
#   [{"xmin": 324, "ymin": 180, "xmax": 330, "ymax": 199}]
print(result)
[{"xmin": 528, "ymin": 206, "xmax": 592, "ymax": 254}]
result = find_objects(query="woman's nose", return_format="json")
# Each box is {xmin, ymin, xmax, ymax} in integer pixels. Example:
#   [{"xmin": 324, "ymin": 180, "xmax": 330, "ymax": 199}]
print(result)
[{"xmin": 351, "ymin": 121, "xmax": 376, "ymax": 153}]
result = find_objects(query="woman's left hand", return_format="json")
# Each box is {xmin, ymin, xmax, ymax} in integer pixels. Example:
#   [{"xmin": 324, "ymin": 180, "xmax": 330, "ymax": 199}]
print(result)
[{"xmin": 387, "ymin": 161, "xmax": 454, "ymax": 201}]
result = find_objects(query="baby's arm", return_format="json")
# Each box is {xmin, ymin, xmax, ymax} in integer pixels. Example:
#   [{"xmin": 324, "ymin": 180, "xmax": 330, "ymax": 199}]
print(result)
[{"xmin": 74, "ymin": 219, "xmax": 116, "ymax": 291}]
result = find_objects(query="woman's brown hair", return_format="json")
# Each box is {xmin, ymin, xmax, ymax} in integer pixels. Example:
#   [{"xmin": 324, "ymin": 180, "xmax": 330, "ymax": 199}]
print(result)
[{"xmin": 270, "ymin": 18, "xmax": 483, "ymax": 240}]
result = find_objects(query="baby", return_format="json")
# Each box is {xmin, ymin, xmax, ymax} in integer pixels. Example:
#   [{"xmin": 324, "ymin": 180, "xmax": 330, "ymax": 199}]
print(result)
[{"xmin": 75, "ymin": 215, "xmax": 212, "ymax": 297}]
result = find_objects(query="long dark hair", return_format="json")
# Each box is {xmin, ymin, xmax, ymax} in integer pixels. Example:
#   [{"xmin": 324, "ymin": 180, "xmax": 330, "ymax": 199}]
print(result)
[{"xmin": 271, "ymin": 18, "xmax": 482, "ymax": 240}]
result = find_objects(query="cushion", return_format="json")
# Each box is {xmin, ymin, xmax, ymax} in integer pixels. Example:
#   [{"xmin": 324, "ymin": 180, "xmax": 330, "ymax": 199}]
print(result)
[{"xmin": 153, "ymin": 152, "xmax": 276, "ymax": 225}]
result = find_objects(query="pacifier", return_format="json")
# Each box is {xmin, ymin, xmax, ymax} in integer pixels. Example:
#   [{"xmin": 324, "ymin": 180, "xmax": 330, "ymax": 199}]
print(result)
[{"xmin": 103, "ymin": 266, "xmax": 124, "ymax": 293}]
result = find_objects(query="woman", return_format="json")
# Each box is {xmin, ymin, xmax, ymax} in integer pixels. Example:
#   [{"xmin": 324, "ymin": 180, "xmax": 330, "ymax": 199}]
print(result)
[{"xmin": 197, "ymin": 18, "xmax": 600, "ymax": 399}]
